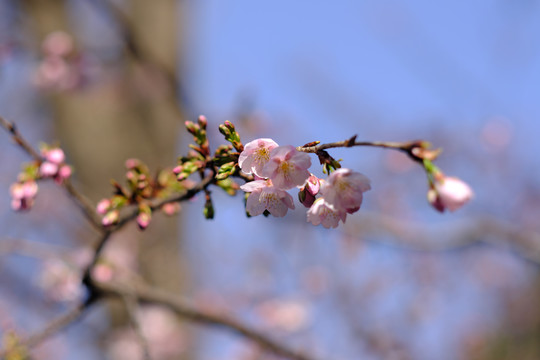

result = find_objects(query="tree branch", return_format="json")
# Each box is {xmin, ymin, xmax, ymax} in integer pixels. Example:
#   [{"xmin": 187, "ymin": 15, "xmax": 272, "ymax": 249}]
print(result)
[
  {"xmin": 0, "ymin": 115, "xmax": 103, "ymax": 231},
  {"xmin": 93, "ymin": 279, "xmax": 316, "ymax": 360},
  {"xmin": 0, "ymin": 303, "xmax": 86, "ymax": 359}
]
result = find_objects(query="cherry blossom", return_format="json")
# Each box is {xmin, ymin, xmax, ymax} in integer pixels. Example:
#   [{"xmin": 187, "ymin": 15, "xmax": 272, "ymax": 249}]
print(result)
[
  {"xmin": 238, "ymin": 138, "xmax": 278, "ymax": 177},
  {"xmin": 306, "ymin": 198, "xmax": 347, "ymax": 229},
  {"xmin": 320, "ymin": 168, "xmax": 371, "ymax": 213},
  {"xmin": 241, "ymin": 179, "xmax": 295, "ymax": 217},
  {"xmin": 260, "ymin": 145, "xmax": 311, "ymax": 189},
  {"xmin": 430, "ymin": 176, "xmax": 473, "ymax": 212},
  {"xmin": 10, "ymin": 180, "xmax": 38, "ymax": 211}
]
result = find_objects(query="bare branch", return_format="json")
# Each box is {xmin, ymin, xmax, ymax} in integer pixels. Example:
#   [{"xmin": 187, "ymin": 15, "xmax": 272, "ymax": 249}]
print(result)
[
  {"xmin": 122, "ymin": 294, "xmax": 152, "ymax": 360},
  {"xmin": 94, "ymin": 280, "xmax": 317, "ymax": 360}
]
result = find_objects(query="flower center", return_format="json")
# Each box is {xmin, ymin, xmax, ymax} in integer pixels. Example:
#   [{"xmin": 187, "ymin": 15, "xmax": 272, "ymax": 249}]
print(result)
[{"xmin": 255, "ymin": 148, "xmax": 270, "ymax": 163}]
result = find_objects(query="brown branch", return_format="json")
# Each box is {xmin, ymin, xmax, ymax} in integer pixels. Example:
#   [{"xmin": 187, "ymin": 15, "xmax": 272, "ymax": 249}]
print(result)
[
  {"xmin": 93, "ymin": 280, "xmax": 316, "ymax": 360},
  {"xmin": 297, "ymin": 138, "xmax": 415, "ymax": 153},
  {"xmin": 0, "ymin": 115, "xmax": 42, "ymax": 160}
]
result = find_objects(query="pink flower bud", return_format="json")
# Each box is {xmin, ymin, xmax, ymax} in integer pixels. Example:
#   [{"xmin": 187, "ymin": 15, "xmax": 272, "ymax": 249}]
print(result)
[
  {"xmin": 172, "ymin": 165, "xmax": 183, "ymax": 174},
  {"xmin": 58, "ymin": 165, "xmax": 72, "ymax": 179},
  {"xmin": 305, "ymin": 174, "xmax": 320, "ymax": 196},
  {"xmin": 9, "ymin": 183, "xmax": 25, "ymax": 199},
  {"xmin": 431, "ymin": 176, "xmax": 473, "ymax": 212},
  {"xmin": 40, "ymin": 161, "xmax": 58, "ymax": 177},
  {"xmin": 102, "ymin": 210, "xmax": 119, "ymax": 227},
  {"xmin": 125, "ymin": 158, "xmax": 139, "ymax": 170},
  {"xmin": 45, "ymin": 148, "xmax": 65, "ymax": 164},
  {"xmin": 96, "ymin": 199, "xmax": 111, "ymax": 214},
  {"xmin": 22, "ymin": 180, "xmax": 38, "ymax": 198},
  {"xmin": 136, "ymin": 212, "xmax": 151, "ymax": 230}
]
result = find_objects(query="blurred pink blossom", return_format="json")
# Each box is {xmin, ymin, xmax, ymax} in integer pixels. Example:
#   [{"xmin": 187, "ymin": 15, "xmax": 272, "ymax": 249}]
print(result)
[
  {"xmin": 320, "ymin": 168, "xmax": 371, "ymax": 213},
  {"xmin": 260, "ymin": 145, "xmax": 311, "ymax": 189},
  {"xmin": 42, "ymin": 31, "xmax": 74, "ymax": 57},
  {"xmin": 9, "ymin": 180, "xmax": 38, "ymax": 211},
  {"xmin": 96, "ymin": 199, "xmax": 112, "ymax": 214},
  {"xmin": 241, "ymin": 179, "xmax": 295, "ymax": 217},
  {"xmin": 38, "ymin": 259, "xmax": 83, "ymax": 303},
  {"xmin": 307, "ymin": 198, "xmax": 347, "ymax": 229},
  {"xmin": 102, "ymin": 210, "xmax": 120, "ymax": 226},
  {"xmin": 238, "ymin": 138, "xmax": 279, "ymax": 177},
  {"xmin": 162, "ymin": 202, "xmax": 181, "ymax": 216},
  {"xmin": 44, "ymin": 148, "xmax": 65, "ymax": 164},
  {"xmin": 255, "ymin": 298, "xmax": 311, "ymax": 332}
]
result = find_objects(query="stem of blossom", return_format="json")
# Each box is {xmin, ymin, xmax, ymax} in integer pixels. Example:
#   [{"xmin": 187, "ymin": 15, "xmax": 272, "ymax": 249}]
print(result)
[{"xmin": 297, "ymin": 138, "xmax": 437, "ymax": 164}]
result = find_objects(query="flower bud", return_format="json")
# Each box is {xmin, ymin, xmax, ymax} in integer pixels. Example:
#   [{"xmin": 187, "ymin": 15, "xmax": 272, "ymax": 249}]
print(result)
[
  {"xmin": 102, "ymin": 210, "xmax": 119, "ymax": 227},
  {"xmin": 45, "ymin": 148, "xmax": 65, "ymax": 164}
]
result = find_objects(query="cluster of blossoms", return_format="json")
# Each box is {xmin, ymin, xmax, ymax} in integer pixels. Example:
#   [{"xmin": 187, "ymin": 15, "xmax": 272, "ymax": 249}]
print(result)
[
  {"xmin": 9, "ymin": 146, "xmax": 71, "ymax": 211},
  {"xmin": 239, "ymin": 139, "xmax": 371, "ymax": 228},
  {"xmin": 34, "ymin": 31, "xmax": 97, "ymax": 92},
  {"xmin": 96, "ymin": 159, "xmax": 184, "ymax": 229}
]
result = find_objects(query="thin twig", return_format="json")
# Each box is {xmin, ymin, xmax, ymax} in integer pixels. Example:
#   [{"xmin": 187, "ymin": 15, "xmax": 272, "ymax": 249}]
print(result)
[
  {"xmin": 0, "ymin": 115, "xmax": 42, "ymax": 160},
  {"xmin": 297, "ymin": 138, "xmax": 418, "ymax": 154},
  {"xmin": 94, "ymin": 280, "xmax": 316, "ymax": 360}
]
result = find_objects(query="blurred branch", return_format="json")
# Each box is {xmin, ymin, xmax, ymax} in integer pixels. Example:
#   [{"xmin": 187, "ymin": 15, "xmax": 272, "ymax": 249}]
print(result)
[
  {"xmin": 0, "ymin": 237, "xmax": 72, "ymax": 259},
  {"xmin": 122, "ymin": 294, "xmax": 152, "ymax": 360},
  {"xmin": 0, "ymin": 303, "xmax": 86, "ymax": 359},
  {"xmin": 93, "ymin": 279, "xmax": 316, "ymax": 360},
  {"xmin": 0, "ymin": 276, "xmax": 316, "ymax": 360},
  {"xmin": 345, "ymin": 212, "xmax": 540, "ymax": 266}
]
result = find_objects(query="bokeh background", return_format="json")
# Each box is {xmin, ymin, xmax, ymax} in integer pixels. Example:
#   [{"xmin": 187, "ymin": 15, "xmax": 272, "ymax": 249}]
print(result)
[{"xmin": 1, "ymin": 1, "xmax": 540, "ymax": 359}]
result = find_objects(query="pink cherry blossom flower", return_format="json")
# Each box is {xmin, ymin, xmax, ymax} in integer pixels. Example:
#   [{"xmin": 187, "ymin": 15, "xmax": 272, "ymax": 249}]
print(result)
[
  {"xmin": 40, "ymin": 161, "xmax": 59, "ymax": 177},
  {"xmin": 260, "ymin": 145, "xmax": 311, "ymax": 190},
  {"xmin": 320, "ymin": 168, "xmax": 371, "ymax": 213},
  {"xmin": 241, "ymin": 179, "xmax": 295, "ymax": 217},
  {"xmin": 307, "ymin": 198, "xmax": 347, "ymax": 229},
  {"xmin": 238, "ymin": 138, "xmax": 279, "ymax": 177},
  {"xmin": 430, "ymin": 176, "xmax": 473, "ymax": 212}
]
